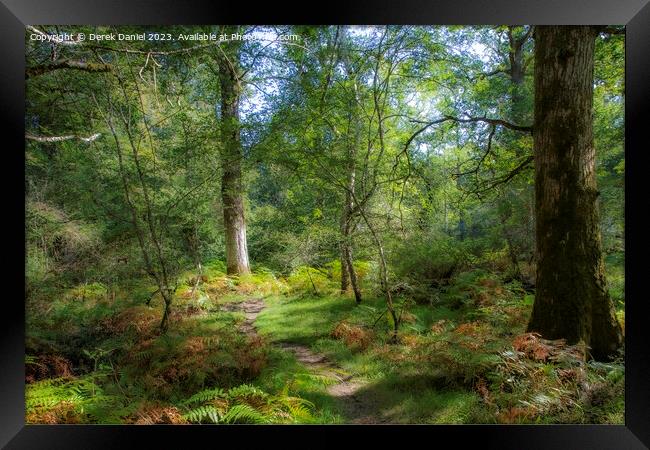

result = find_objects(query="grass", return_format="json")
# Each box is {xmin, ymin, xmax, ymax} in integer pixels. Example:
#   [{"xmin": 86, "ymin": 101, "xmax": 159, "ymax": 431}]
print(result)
[
  {"xmin": 255, "ymin": 294, "xmax": 359, "ymax": 345},
  {"xmin": 254, "ymin": 289, "xmax": 503, "ymax": 423},
  {"xmin": 254, "ymin": 346, "xmax": 345, "ymax": 423}
]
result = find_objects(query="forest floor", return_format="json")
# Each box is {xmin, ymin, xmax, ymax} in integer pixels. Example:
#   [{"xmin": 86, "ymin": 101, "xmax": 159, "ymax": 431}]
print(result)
[
  {"xmin": 25, "ymin": 264, "xmax": 626, "ymax": 424},
  {"xmin": 221, "ymin": 297, "xmax": 386, "ymax": 423}
]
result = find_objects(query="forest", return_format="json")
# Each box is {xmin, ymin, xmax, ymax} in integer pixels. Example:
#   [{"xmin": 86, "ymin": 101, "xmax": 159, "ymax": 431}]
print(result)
[{"xmin": 25, "ymin": 25, "xmax": 625, "ymax": 424}]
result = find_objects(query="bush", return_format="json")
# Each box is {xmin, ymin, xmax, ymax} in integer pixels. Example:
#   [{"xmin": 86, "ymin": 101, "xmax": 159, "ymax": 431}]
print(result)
[
  {"xmin": 392, "ymin": 233, "xmax": 470, "ymax": 286},
  {"xmin": 331, "ymin": 321, "xmax": 374, "ymax": 351},
  {"xmin": 286, "ymin": 266, "xmax": 335, "ymax": 295},
  {"xmin": 26, "ymin": 200, "xmax": 102, "ymax": 283}
]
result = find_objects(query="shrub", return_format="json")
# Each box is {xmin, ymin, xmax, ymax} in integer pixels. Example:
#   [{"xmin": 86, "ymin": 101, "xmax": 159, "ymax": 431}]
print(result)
[
  {"xmin": 99, "ymin": 305, "xmax": 162, "ymax": 338},
  {"xmin": 119, "ymin": 316, "xmax": 269, "ymax": 398},
  {"xmin": 331, "ymin": 321, "xmax": 374, "ymax": 351},
  {"xmin": 64, "ymin": 282, "xmax": 108, "ymax": 302},
  {"xmin": 392, "ymin": 233, "xmax": 471, "ymax": 288},
  {"xmin": 26, "ymin": 354, "xmax": 74, "ymax": 383},
  {"xmin": 286, "ymin": 266, "xmax": 335, "ymax": 295}
]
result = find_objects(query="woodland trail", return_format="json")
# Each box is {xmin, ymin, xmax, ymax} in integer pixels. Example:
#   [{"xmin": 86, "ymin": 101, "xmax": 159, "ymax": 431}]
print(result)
[{"xmin": 220, "ymin": 298, "xmax": 387, "ymax": 423}]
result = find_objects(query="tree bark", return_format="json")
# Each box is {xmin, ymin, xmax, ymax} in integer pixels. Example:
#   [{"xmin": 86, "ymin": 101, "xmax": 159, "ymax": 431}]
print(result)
[
  {"xmin": 527, "ymin": 26, "xmax": 623, "ymax": 360},
  {"xmin": 339, "ymin": 214, "xmax": 350, "ymax": 292},
  {"xmin": 339, "ymin": 137, "xmax": 362, "ymax": 303},
  {"xmin": 339, "ymin": 44, "xmax": 362, "ymax": 304},
  {"xmin": 217, "ymin": 39, "xmax": 250, "ymax": 276}
]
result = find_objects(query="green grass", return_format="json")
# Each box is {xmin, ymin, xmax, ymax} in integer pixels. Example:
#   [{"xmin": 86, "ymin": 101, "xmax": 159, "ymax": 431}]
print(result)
[
  {"xmin": 254, "ymin": 346, "xmax": 345, "ymax": 423},
  {"xmin": 255, "ymin": 294, "xmax": 359, "ymax": 345},
  {"xmin": 253, "ymin": 291, "xmax": 497, "ymax": 423}
]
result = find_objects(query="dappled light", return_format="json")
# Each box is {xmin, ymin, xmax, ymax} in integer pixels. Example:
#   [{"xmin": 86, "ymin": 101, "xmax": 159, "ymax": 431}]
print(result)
[{"xmin": 25, "ymin": 24, "xmax": 624, "ymax": 424}]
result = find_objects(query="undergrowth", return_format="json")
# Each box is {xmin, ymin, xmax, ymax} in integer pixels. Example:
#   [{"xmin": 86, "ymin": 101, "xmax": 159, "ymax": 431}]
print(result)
[{"xmin": 25, "ymin": 261, "xmax": 625, "ymax": 424}]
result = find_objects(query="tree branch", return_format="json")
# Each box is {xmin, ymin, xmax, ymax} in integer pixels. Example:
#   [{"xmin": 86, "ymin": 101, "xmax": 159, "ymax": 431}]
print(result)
[
  {"xmin": 407, "ymin": 114, "xmax": 533, "ymax": 138},
  {"xmin": 26, "ymin": 59, "xmax": 112, "ymax": 79},
  {"xmin": 460, "ymin": 154, "xmax": 534, "ymax": 198},
  {"xmin": 454, "ymin": 124, "xmax": 497, "ymax": 177},
  {"xmin": 26, "ymin": 132, "xmax": 102, "ymax": 143}
]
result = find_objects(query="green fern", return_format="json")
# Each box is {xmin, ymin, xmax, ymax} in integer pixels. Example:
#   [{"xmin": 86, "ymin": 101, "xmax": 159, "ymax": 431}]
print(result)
[
  {"xmin": 26, "ymin": 376, "xmax": 127, "ymax": 424},
  {"xmin": 179, "ymin": 383, "xmax": 314, "ymax": 424},
  {"xmin": 182, "ymin": 405, "xmax": 223, "ymax": 424},
  {"xmin": 181, "ymin": 388, "xmax": 226, "ymax": 405},
  {"xmin": 221, "ymin": 403, "xmax": 269, "ymax": 424},
  {"xmin": 227, "ymin": 384, "xmax": 267, "ymax": 400}
]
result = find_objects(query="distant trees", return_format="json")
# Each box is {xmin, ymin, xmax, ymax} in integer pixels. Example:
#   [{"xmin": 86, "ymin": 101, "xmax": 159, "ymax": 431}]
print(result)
[{"xmin": 527, "ymin": 26, "xmax": 623, "ymax": 360}]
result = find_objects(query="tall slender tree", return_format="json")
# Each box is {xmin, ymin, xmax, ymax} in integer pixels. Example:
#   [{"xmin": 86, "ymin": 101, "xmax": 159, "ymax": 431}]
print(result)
[
  {"xmin": 339, "ymin": 28, "xmax": 363, "ymax": 304},
  {"xmin": 216, "ymin": 27, "xmax": 251, "ymax": 275}
]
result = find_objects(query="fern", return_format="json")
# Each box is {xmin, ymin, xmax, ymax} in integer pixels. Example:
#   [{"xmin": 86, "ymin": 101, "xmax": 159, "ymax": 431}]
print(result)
[
  {"xmin": 132, "ymin": 349, "xmax": 153, "ymax": 362},
  {"xmin": 279, "ymin": 396, "xmax": 314, "ymax": 421},
  {"xmin": 26, "ymin": 376, "xmax": 127, "ymax": 424},
  {"xmin": 221, "ymin": 404, "xmax": 269, "ymax": 424},
  {"xmin": 181, "ymin": 388, "xmax": 226, "ymax": 405},
  {"xmin": 227, "ymin": 384, "xmax": 266, "ymax": 400},
  {"xmin": 179, "ymin": 383, "xmax": 314, "ymax": 424},
  {"xmin": 182, "ymin": 405, "xmax": 223, "ymax": 424}
]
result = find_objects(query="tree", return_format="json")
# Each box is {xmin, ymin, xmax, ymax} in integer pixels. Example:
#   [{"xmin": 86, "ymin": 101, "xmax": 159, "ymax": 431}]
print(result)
[
  {"xmin": 527, "ymin": 26, "xmax": 623, "ymax": 361},
  {"xmin": 338, "ymin": 28, "xmax": 363, "ymax": 304},
  {"xmin": 216, "ymin": 27, "xmax": 251, "ymax": 275}
]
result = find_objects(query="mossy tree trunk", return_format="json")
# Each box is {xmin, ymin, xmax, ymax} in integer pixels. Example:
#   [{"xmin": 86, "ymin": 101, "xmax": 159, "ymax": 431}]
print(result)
[
  {"xmin": 217, "ymin": 36, "xmax": 250, "ymax": 276},
  {"xmin": 527, "ymin": 26, "xmax": 623, "ymax": 360}
]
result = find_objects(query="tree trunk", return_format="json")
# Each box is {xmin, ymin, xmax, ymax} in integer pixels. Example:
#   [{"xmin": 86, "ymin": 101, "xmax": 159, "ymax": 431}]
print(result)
[
  {"xmin": 340, "ymin": 213, "xmax": 350, "ymax": 293},
  {"xmin": 527, "ymin": 26, "xmax": 623, "ymax": 360},
  {"xmin": 340, "ymin": 49, "xmax": 362, "ymax": 304},
  {"xmin": 217, "ymin": 39, "xmax": 250, "ymax": 276},
  {"xmin": 340, "ymin": 174, "xmax": 362, "ymax": 304},
  {"xmin": 498, "ymin": 205, "xmax": 522, "ymax": 279},
  {"xmin": 341, "ymin": 231, "xmax": 362, "ymax": 304},
  {"xmin": 341, "ymin": 217, "xmax": 350, "ymax": 294},
  {"xmin": 507, "ymin": 26, "xmax": 527, "ymax": 124}
]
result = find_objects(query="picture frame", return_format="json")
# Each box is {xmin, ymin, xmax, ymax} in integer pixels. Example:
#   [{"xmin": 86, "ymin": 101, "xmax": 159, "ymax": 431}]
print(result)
[{"xmin": 2, "ymin": 0, "xmax": 648, "ymax": 447}]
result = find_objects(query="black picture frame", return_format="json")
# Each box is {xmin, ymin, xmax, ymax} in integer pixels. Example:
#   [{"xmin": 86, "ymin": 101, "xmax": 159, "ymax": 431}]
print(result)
[{"xmin": 2, "ymin": 1, "xmax": 649, "ymax": 448}]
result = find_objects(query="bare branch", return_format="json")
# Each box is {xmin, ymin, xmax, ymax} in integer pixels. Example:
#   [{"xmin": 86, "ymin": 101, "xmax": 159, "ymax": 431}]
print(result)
[
  {"xmin": 454, "ymin": 124, "xmax": 497, "ymax": 177},
  {"xmin": 460, "ymin": 154, "xmax": 534, "ymax": 198},
  {"xmin": 26, "ymin": 132, "xmax": 102, "ymax": 143}
]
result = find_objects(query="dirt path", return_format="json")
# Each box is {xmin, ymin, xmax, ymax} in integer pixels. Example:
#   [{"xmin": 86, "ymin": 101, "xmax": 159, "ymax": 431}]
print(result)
[{"xmin": 221, "ymin": 298, "xmax": 386, "ymax": 423}]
